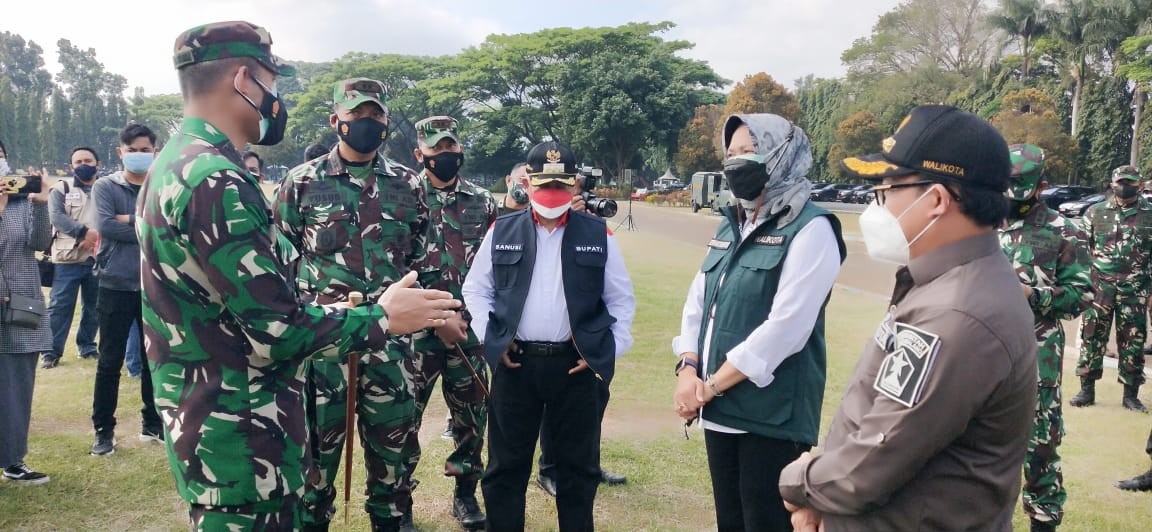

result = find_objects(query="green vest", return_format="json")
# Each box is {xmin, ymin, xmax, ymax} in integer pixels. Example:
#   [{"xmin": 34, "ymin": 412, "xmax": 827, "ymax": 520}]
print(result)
[{"xmin": 698, "ymin": 203, "xmax": 845, "ymax": 444}]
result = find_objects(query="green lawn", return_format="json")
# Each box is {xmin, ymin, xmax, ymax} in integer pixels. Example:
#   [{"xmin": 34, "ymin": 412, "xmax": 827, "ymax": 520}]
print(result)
[{"xmin": 2, "ymin": 225, "xmax": 1151, "ymax": 530}]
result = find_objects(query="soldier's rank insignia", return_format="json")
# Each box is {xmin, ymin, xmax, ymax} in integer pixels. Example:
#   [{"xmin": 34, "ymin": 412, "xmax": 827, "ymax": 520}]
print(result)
[{"xmin": 873, "ymin": 322, "xmax": 941, "ymax": 407}]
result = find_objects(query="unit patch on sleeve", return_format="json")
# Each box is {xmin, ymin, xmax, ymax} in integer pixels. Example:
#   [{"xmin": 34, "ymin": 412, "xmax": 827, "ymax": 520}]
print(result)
[{"xmin": 873, "ymin": 322, "xmax": 941, "ymax": 407}]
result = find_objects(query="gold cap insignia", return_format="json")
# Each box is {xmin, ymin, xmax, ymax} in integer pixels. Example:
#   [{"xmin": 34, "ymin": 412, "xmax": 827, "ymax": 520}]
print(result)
[
  {"xmin": 882, "ymin": 137, "xmax": 896, "ymax": 153},
  {"xmin": 546, "ymin": 149, "xmax": 562, "ymax": 163}
]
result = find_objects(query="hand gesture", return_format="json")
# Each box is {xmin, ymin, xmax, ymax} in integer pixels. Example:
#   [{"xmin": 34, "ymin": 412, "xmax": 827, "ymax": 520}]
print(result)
[{"xmin": 377, "ymin": 271, "xmax": 461, "ymax": 334}]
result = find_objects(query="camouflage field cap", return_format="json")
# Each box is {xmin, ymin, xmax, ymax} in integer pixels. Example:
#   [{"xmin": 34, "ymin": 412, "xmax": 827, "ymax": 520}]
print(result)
[
  {"xmin": 1112, "ymin": 165, "xmax": 1143, "ymax": 183},
  {"xmin": 415, "ymin": 116, "xmax": 460, "ymax": 147},
  {"xmin": 172, "ymin": 21, "xmax": 296, "ymax": 76},
  {"xmin": 333, "ymin": 78, "xmax": 388, "ymax": 113},
  {"xmin": 1006, "ymin": 144, "xmax": 1046, "ymax": 200}
]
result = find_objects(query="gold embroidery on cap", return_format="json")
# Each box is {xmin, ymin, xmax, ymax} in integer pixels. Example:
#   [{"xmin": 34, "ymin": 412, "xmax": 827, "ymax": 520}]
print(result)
[
  {"xmin": 844, "ymin": 158, "xmax": 899, "ymax": 175},
  {"xmin": 922, "ymin": 160, "xmax": 965, "ymax": 176},
  {"xmin": 546, "ymin": 150, "xmax": 562, "ymax": 163},
  {"xmin": 882, "ymin": 137, "xmax": 896, "ymax": 153}
]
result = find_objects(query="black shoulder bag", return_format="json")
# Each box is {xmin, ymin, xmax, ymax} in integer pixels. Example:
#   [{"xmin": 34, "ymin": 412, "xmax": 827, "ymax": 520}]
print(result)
[{"xmin": 0, "ymin": 218, "xmax": 48, "ymax": 329}]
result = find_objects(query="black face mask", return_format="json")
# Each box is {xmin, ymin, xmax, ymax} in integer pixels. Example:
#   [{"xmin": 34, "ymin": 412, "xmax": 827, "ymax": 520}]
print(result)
[
  {"xmin": 1008, "ymin": 197, "xmax": 1036, "ymax": 220},
  {"xmin": 1115, "ymin": 183, "xmax": 1141, "ymax": 200},
  {"xmin": 74, "ymin": 164, "xmax": 98, "ymax": 182},
  {"xmin": 723, "ymin": 157, "xmax": 770, "ymax": 200},
  {"xmin": 338, "ymin": 117, "xmax": 388, "ymax": 155},
  {"xmin": 423, "ymin": 151, "xmax": 464, "ymax": 182},
  {"xmin": 237, "ymin": 75, "xmax": 287, "ymax": 146}
]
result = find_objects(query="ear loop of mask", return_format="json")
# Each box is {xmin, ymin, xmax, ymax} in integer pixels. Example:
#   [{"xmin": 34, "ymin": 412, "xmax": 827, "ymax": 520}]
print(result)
[
  {"xmin": 234, "ymin": 71, "xmax": 273, "ymax": 112},
  {"xmin": 899, "ymin": 184, "xmax": 947, "ymax": 248},
  {"xmin": 743, "ymin": 126, "xmax": 797, "ymax": 227}
]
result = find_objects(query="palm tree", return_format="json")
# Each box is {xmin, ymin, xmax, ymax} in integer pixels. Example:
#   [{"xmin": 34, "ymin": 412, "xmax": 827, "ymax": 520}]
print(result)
[
  {"xmin": 987, "ymin": 0, "xmax": 1050, "ymax": 78},
  {"xmin": 1102, "ymin": 0, "xmax": 1152, "ymax": 164},
  {"xmin": 1047, "ymin": 0, "xmax": 1109, "ymax": 137}
]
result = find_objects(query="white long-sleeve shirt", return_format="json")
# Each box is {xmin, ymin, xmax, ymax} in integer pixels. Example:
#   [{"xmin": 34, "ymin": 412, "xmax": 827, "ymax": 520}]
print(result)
[
  {"xmin": 672, "ymin": 214, "xmax": 840, "ymax": 432},
  {"xmin": 463, "ymin": 220, "xmax": 635, "ymax": 358}
]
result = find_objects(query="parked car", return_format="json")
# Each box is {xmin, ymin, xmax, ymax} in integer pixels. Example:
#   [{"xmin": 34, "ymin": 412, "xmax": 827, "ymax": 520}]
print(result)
[
  {"xmin": 630, "ymin": 187, "xmax": 648, "ymax": 201},
  {"xmin": 809, "ymin": 183, "xmax": 839, "ymax": 202},
  {"xmin": 837, "ymin": 184, "xmax": 870, "ymax": 202},
  {"xmin": 847, "ymin": 186, "xmax": 875, "ymax": 204},
  {"xmin": 1040, "ymin": 185, "xmax": 1096, "ymax": 210},
  {"xmin": 1058, "ymin": 193, "xmax": 1106, "ymax": 217}
]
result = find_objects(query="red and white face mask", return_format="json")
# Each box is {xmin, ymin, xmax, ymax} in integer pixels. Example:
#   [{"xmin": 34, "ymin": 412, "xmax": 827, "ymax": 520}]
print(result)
[{"xmin": 530, "ymin": 188, "xmax": 572, "ymax": 219}]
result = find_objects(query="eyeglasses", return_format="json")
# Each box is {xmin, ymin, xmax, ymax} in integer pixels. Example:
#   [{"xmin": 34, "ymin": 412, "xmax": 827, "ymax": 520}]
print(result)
[{"xmin": 870, "ymin": 181, "xmax": 936, "ymax": 206}]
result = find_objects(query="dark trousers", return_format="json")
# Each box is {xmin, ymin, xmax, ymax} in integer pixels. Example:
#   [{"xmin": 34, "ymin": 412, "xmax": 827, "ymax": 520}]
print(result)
[
  {"xmin": 48, "ymin": 261, "xmax": 99, "ymax": 359},
  {"xmin": 483, "ymin": 353, "xmax": 601, "ymax": 532},
  {"xmin": 539, "ymin": 378, "xmax": 610, "ymax": 478},
  {"xmin": 91, "ymin": 288, "xmax": 161, "ymax": 436},
  {"xmin": 704, "ymin": 429, "xmax": 809, "ymax": 532}
]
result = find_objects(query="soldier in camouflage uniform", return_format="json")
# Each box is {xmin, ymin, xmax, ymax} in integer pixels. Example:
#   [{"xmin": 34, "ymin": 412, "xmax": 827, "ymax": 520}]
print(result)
[
  {"xmin": 274, "ymin": 78, "xmax": 434, "ymax": 532},
  {"xmin": 140, "ymin": 23, "xmax": 457, "ymax": 530},
  {"xmin": 1073, "ymin": 165, "xmax": 1152, "ymax": 413},
  {"xmin": 403, "ymin": 116, "xmax": 498, "ymax": 530},
  {"xmin": 1000, "ymin": 144, "xmax": 1094, "ymax": 532}
]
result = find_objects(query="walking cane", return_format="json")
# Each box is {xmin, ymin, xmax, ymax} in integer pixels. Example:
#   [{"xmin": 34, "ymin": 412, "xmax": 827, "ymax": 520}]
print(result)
[
  {"xmin": 343, "ymin": 291, "xmax": 364, "ymax": 525},
  {"xmin": 452, "ymin": 344, "xmax": 490, "ymax": 401}
]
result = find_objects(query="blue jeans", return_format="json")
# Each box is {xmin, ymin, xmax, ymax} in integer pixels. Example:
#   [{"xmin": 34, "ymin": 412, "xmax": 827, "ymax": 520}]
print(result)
[
  {"xmin": 48, "ymin": 261, "xmax": 99, "ymax": 359},
  {"xmin": 125, "ymin": 321, "xmax": 142, "ymax": 377}
]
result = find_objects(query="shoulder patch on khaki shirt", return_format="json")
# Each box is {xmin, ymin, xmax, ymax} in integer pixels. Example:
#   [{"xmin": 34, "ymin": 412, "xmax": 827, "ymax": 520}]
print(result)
[{"xmin": 873, "ymin": 322, "xmax": 941, "ymax": 407}]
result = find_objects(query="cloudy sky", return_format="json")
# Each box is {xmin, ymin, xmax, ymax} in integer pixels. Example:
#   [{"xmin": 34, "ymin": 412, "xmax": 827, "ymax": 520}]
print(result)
[{"xmin": 5, "ymin": 0, "xmax": 901, "ymax": 95}]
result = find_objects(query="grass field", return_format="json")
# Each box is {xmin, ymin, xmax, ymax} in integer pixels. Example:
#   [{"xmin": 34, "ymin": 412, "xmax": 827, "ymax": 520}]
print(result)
[{"xmin": 3, "ymin": 210, "xmax": 1152, "ymax": 530}]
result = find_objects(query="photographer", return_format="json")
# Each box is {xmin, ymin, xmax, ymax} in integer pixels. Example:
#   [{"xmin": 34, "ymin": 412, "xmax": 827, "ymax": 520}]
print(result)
[{"xmin": 0, "ymin": 139, "xmax": 53, "ymax": 485}]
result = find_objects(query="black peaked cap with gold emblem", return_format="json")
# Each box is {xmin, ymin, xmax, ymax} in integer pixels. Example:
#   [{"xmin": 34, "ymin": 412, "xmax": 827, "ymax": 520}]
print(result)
[
  {"xmin": 841, "ymin": 104, "xmax": 1011, "ymax": 192},
  {"xmin": 526, "ymin": 140, "xmax": 578, "ymax": 186}
]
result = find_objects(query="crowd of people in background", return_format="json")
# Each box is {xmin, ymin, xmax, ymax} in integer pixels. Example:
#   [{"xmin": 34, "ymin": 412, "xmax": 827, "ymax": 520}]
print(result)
[{"xmin": 8, "ymin": 17, "xmax": 1152, "ymax": 532}]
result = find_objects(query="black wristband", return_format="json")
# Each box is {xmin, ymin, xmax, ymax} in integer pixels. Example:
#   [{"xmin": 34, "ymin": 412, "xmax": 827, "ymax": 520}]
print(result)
[{"xmin": 674, "ymin": 357, "xmax": 699, "ymax": 377}]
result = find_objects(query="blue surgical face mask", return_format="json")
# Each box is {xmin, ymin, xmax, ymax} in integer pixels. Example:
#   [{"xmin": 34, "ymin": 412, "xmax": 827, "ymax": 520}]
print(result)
[{"xmin": 122, "ymin": 152, "xmax": 154, "ymax": 174}]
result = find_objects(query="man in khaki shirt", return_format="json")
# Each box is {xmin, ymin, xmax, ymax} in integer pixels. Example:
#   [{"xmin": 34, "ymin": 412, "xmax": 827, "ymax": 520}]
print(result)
[{"xmin": 780, "ymin": 105, "xmax": 1036, "ymax": 531}]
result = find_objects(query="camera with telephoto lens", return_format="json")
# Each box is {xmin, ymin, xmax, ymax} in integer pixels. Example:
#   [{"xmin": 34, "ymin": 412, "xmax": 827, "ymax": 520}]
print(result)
[{"xmin": 580, "ymin": 167, "xmax": 617, "ymax": 218}]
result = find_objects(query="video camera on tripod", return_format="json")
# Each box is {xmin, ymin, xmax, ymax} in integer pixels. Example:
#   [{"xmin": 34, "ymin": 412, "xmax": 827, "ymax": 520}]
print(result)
[{"xmin": 579, "ymin": 166, "xmax": 618, "ymax": 218}]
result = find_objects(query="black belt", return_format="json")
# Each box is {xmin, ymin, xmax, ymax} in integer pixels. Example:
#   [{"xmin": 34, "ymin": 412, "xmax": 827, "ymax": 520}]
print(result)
[{"xmin": 516, "ymin": 341, "xmax": 575, "ymax": 357}]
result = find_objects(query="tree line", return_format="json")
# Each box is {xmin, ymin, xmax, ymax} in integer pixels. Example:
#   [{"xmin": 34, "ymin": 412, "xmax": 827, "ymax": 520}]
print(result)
[{"xmin": 5, "ymin": 1, "xmax": 1152, "ymax": 188}]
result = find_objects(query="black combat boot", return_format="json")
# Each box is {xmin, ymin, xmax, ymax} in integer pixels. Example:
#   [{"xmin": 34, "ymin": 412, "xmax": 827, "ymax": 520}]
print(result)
[
  {"xmin": 452, "ymin": 479, "xmax": 486, "ymax": 530},
  {"xmin": 1069, "ymin": 378, "xmax": 1095, "ymax": 407},
  {"xmin": 370, "ymin": 515, "xmax": 401, "ymax": 532},
  {"xmin": 1030, "ymin": 518, "xmax": 1057, "ymax": 532},
  {"xmin": 1116, "ymin": 467, "xmax": 1152, "ymax": 491},
  {"xmin": 1123, "ymin": 384, "xmax": 1148, "ymax": 413}
]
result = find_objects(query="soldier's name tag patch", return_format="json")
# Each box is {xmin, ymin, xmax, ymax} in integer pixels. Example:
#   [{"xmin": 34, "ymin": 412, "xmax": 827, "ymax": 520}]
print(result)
[
  {"xmin": 302, "ymin": 190, "xmax": 342, "ymax": 206},
  {"xmin": 873, "ymin": 322, "xmax": 941, "ymax": 408},
  {"xmin": 575, "ymin": 245, "xmax": 604, "ymax": 253},
  {"xmin": 494, "ymin": 243, "xmax": 523, "ymax": 252},
  {"xmin": 65, "ymin": 192, "xmax": 83, "ymax": 201},
  {"xmin": 754, "ymin": 235, "xmax": 786, "ymax": 246},
  {"xmin": 707, "ymin": 239, "xmax": 731, "ymax": 250}
]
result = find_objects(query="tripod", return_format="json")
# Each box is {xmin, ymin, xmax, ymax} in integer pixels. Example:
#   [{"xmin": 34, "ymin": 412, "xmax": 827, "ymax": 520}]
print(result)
[{"xmin": 615, "ymin": 170, "xmax": 637, "ymax": 232}]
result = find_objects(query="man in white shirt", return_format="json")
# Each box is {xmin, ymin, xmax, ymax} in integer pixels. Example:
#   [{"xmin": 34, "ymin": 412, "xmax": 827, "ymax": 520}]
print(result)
[{"xmin": 462, "ymin": 140, "xmax": 635, "ymax": 531}]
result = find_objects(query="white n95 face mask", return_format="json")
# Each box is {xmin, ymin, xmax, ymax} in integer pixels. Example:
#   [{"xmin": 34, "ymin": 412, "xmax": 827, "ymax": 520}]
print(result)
[{"xmin": 859, "ymin": 189, "xmax": 940, "ymax": 265}]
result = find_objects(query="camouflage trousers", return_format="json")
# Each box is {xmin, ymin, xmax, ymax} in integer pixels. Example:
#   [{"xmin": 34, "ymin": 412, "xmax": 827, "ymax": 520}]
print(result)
[
  {"xmin": 1022, "ymin": 385, "xmax": 1066, "ymax": 525},
  {"xmin": 188, "ymin": 494, "xmax": 300, "ymax": 531},
  {"xmin": 301, "ymin": 349, "xmax": 418, "ymax": 526},
  {"xmin": 1077, "ymin": 285, "xmax": 1147, "ymax": 386},
  {"xmin": 406, "ymin": 345, "xmax": 489, "ymax": 488}
]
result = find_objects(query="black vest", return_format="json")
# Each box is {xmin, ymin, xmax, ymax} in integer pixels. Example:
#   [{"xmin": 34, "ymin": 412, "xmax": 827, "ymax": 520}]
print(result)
[{"xmin": 482, "ymin": 209, "xmax": 618, "ymax": 383}]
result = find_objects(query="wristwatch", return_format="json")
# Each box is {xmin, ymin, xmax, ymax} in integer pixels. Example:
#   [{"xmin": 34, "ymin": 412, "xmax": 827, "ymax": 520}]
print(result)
[{"xmin": 674, "ymin": 357, "xmax": 699, "ymax": 377}]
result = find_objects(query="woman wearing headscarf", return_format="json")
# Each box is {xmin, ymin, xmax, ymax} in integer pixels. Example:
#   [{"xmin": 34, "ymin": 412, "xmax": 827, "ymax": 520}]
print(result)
[
  {"xmin": 0, "ymin": 140, "xmax": 54, "ymax": 485},
  {"xmin": 672, "ymin": 115, "xmax": 846, "ymax": 530}
]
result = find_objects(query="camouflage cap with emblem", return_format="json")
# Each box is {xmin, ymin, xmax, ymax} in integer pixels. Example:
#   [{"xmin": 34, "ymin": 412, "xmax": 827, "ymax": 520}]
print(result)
[
  {"xmin": 414, "ymin": 116, "xmax": 460, "ymax": 148},
  {"xmin": 841, "ymin": 104, "xmax": 1010, "ymax": 192},
  {"xmin": 1005, "ymin": 144, "xmax": 1046, "ymax": 200},
  {"xmin": 525, "ymin": 140, "xmax": 578, "ymax": 186},
  {"xmin": 333, "ymin": 78, "xmax": 388, "ymax": 114},
  {"xmin": 172, "ymin": 20, "xmax": 296, "ymax": 76},
  {"xmin": 1111, "ymin": 165, "xmax": 1142, "ymax": 183}
]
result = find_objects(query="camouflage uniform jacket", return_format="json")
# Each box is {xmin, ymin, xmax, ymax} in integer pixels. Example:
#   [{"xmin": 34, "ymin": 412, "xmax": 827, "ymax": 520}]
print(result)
[
  {"xmin": 1001, "ymin": 204, "xmax": 1094, "ymax": 386},
  {"xmin": 413, "ymin": 173, "xmax": 499, "ymax": 351},
  {"xmin": 274, "ymin": 146, "xmax": 432, "ymax": 358},
  {"xmin": 1081, "ymin": 196, "xmax": 1152, "ymax": 293},
  {"xmin": 137, "ymin": 117, "xmax": 391, "ymax": 507}
]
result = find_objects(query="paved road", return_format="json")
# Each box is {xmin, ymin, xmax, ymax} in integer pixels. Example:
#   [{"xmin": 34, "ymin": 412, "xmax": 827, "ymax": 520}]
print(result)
[{"xmin": 606, "ymin": 200, "xmax": 895, "ymax": 300}]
